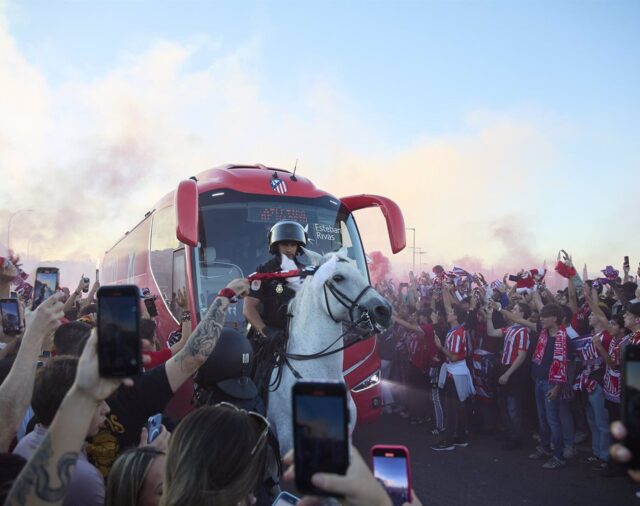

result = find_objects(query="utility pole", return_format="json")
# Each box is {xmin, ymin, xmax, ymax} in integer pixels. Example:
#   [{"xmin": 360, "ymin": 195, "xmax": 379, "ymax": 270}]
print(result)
[
  {"xmin": 405, "ymin": 227, "xmax": 415, "ymax": 272},
  {"xmin": 7, "ymin": 209, "xmax": 33, "ymax": 252},
  {"xmin": 416, "ymin": 248, "xmax": 427, "ymax": 268}
]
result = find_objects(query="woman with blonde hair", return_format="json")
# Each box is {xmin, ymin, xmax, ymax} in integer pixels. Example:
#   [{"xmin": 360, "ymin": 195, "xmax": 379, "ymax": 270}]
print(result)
[
  {"xmin": 161, "ymin": 404, "xmax": 269, "ymax": 506},
  {"xmin": 107, "ymin": 446, "xmax": 166, "ymax": 506}
]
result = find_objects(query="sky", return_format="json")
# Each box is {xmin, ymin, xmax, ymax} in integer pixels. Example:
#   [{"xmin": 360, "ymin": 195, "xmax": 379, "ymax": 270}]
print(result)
[{"xmin": 0, "ymin": 0, "xmax": 638, "ymax": 286}]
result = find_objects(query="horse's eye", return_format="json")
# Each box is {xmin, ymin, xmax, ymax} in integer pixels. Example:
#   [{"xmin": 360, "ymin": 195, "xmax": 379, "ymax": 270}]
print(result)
[{"xmin": 332, "ymin": 274, "xmax": 345, "ymax": 282}]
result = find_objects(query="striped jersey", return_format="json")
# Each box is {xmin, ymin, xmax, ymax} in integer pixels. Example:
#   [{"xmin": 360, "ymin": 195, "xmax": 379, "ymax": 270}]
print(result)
[
  {"xmin": 500, "ymin": 324, "xmax": 530, "ymax": 366},
  {"xmin": 445, "ymin": 324, "xmax": 467, "ymax": 360}
]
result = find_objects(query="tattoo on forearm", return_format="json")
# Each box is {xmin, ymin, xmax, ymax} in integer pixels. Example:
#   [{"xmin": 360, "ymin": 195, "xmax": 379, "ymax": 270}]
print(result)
[
  {"xmin": 7, "ymin": 434, "xmax": 78, "ymax": 505},
  {"xmin": 179, "ymin": 297, "xmax": 228, "ymax": 364}
]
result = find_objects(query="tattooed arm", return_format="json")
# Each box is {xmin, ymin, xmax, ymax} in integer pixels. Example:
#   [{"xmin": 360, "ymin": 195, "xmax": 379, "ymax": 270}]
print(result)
[
  {"xmin": 6, "ymin": 332, "xmax": 128, "ymax": 506},
  {"xmin": 0, "ymin": 294, "xmax": 64, "ymax": 452},
  {"xmin": 165, "ymin": 278, "xmax": 249, "ymax": 392}
]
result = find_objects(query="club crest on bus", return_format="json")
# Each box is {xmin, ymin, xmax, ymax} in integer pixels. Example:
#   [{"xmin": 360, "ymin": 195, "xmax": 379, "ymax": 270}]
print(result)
[{"xmin": 270, "ymin": 179, "xmax": 288, "ymax": 194}]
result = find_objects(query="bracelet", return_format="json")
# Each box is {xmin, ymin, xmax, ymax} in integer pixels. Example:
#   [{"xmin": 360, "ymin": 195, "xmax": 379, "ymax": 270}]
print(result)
[
  {"xmin": 217, "ymin": 288, "xmax": 238, "ymax": 302},
  {"xmin": 181, "ymin": 311, "xmax": 191, "ymax": 322}
]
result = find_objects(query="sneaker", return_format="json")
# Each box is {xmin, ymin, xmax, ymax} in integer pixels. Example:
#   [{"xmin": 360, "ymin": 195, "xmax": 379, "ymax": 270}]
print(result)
[
  {"xmin": 430, "ymin": 427, "xmax": 446, "ymax": 436},
  {"xmin": 528, "ymin": 445, "xmax": 553, "ymax": 460},
  {"xmin": 563, "ymin": 445, "xmax": 577, "ymax": 460},
  {"xmin": 591, "ymin": 460, "xmax": 608, "ymax": 472},
  {"xmin": 431, "ymin": 439, "xmax": 455, "ymax": 451},
  {"xmin": 580, "ymin": 455, "xmax": 600, "ymax": 465},
  {"xmin": 452, "ymin": 438, "xmax": 469, "ymax": 448},
  {"xmin": 574, "ymin": 430, "xmax": 588, "ymax": 444},
  {"xmin": 398, "ymin": 410, "xmax": 411, "ymax": 419},
  {"xmin": 542, "ymin": 456, "xmax": 566, "ymax": 469}
]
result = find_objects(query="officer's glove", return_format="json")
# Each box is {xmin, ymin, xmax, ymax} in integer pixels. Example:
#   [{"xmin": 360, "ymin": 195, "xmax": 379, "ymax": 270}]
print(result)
[{"xmin": 261, "ymin": 326, "xmax": 285, "ymax": 344}]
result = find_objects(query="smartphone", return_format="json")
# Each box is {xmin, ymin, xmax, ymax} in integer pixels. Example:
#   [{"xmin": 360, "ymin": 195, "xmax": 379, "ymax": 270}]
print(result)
[
  {"xmin": 624, "ymin": 256, "xmax": 630, "ymax": 267},
  {"xmin": 508, "ymin": 274, "xmax": 520, "ymax": 282},
  {"xmin": 144, "ymin": 297, "xmax": 158, "ymax": 318},
  {"xmin": 146, "ymin": 414, "xmax": 163, "ymax": 444},
  {"xmin": 97, "ymin": 285, "xmax": 142, "ymax": 377},
  {"xmin": 0, "ymin": 298, "xmax": 21, "ymax": 335},
  {"xmin": 292, "ymin": 380, "xmax": 349, "ymax": 496},
  {"xmin": 272, "ymin": 491, "xmax": 299, "ymax": 505},
  {"xmin": 371, "ymin": 445, "xmax": 412, "ymax": 506},
  {"xmin": 82, "ymin": 276, "xmax": 90, "ymax": 293},
  {"xmin": 623, "ymin": 345, "xmax": 640, "ymax": 469},
  {"xmin": 95, "ymin": 268, "xmax": 100, "ymax": 284},
  {"xmin": 32, "ymin": 267, "xmax": 59, "ymax": 310}
]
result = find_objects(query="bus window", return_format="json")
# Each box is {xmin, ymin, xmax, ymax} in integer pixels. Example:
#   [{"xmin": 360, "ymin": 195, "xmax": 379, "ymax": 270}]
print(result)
[{"xmin": 150, "ymin": 206, "xmax": 182, "ymax": 317}]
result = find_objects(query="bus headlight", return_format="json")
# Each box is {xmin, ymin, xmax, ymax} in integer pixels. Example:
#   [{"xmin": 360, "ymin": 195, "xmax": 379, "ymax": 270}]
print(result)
[{"xmin": 352, "ymin": 370, "xmax": 381, "ymax": 393}]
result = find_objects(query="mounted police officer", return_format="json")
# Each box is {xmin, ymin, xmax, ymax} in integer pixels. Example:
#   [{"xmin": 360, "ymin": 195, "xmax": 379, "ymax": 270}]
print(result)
[{"xmin": 243, "ymin": 220, "xmax": 307, "ymax": 393}]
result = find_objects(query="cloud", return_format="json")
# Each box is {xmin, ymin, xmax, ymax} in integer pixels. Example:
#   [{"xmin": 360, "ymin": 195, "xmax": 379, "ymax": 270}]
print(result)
[{"xmin": 0, "ymin": 13, "xmax": 632, "ymax": 290}]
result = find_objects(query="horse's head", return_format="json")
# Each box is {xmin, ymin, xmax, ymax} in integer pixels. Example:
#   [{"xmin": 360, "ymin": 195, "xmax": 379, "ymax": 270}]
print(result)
[{"xmin": 304, "ymin": 249, "xmax": 392, "ymax": 332}]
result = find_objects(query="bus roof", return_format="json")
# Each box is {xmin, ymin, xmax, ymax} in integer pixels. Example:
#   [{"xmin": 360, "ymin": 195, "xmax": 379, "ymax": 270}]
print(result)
[{"xmin": 153, "ymin": 164, "xmax": 335, "ymax": 209}]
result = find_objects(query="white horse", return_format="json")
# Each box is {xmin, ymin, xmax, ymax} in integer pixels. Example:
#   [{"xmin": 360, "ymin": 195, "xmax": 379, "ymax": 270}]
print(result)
[{"xmin": 267, "ymin": 250, "xmax": 393, "ymax": 456}]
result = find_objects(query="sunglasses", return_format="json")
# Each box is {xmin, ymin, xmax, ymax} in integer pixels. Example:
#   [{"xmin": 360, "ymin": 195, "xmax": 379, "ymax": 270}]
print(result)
[{"xmin": 217, "ymin": 402, "xmax": 270, "ymax": 456}]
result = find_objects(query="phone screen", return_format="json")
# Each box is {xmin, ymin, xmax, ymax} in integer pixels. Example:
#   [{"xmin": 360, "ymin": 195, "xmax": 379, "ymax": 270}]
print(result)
[
  {"xmin": 272, "ymin": 491, "xmax": 299, "ymax": 505},
  {"xmin": 293, "ymin": 382, "xmax": 349, "ymax": 495},
  {"xmin": 144, "ymin": 297, "xmax": 158, "ymax": 317},
  {"xmin": 98, "ymin": 286, "xmax": 141, "ymax": 377},
  {"xmin": 624, "ymin": 349, "xmax": 640, "ymax": 469},
  {"xmin": 372, "ymin": 449, "xmax": 410, "ymax": 506},
  {"xmin": 0, "ymin": 299, "xmax": 21, "ymax": 335},
  {"xmin": 32, "ymin": 268, "xmax": 59, "ymax": 310}
]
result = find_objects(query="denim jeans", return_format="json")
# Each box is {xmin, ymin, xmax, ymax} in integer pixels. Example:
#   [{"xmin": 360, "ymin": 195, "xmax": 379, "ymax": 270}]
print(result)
[
  {"xmin": 585, "ymin": 384, "xmax": 610, "ymax": 461},
  {"xmin": 534, "ymin": 379, "xmax": 575, "ymax": 459}
]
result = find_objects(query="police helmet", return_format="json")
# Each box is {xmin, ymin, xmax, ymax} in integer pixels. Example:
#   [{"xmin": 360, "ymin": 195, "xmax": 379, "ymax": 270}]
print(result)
[
  {"xmin": 268, "ymin": 221, "xmax": 307, "ymax": 255},
  {"xmin": 193, "ymin": 328, "xmax": 257, "ymax": 400}
]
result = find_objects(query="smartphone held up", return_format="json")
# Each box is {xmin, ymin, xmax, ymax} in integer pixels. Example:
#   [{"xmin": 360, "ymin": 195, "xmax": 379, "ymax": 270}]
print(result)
[
  {"xmin": 32, "ymin": 267, "xmax": 60, "ymax": 310},
  {"xmin": 0, "ymin": 298, "xmax": 22, "ymax": 335},
  {"xmin": 97, "ymin": 285, "xmax": 142, "ymax": 378},
  {"xmin": 371, "ymin": 445, "xmax": 412, "ymax": 506},
  {"xmin": 292, "ymin": 380, "xmax": 350, "ymax": 496}
]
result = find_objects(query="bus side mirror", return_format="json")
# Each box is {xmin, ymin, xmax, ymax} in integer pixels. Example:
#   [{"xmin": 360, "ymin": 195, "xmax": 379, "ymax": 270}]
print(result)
[
  {"xmin": 340, "ymin": 194, "xmax": 406, "ymax": 254},
  {"xmin": 175, "ymin": 179, "xmax": 199, "ymax": 246}
]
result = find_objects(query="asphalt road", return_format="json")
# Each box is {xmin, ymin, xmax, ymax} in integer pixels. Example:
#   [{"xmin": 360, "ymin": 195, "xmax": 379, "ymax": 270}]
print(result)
[{"xmin": 352, "ymin": 412, "xmax": 639, "ymax": 506}]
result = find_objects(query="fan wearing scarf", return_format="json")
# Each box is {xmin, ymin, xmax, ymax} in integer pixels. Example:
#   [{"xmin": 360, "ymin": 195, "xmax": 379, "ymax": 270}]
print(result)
[
  {"xmin": 529, "ymin": 303, "xmax": 572, "ymax": 470},
  {"xmin": 244, "ymin": 221, "xmax": 307, "ymax": 393}
]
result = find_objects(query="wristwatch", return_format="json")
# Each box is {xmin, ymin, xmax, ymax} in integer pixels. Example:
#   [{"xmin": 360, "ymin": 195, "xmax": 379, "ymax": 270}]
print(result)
[{"xmin": 217, "ymin": 288, "xmax": 238, "ymax": 303}]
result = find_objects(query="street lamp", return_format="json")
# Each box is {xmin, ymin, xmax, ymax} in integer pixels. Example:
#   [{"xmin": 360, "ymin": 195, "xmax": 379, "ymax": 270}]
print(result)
[
  {"xmin": 405, "ymin": 227, "xmax": 415, "ymax": 272},
  {"xmin": 416, "ymin": 248, "xmax": 427, "ymax": 268},
  {"xmin": 7, "ymin": 209, "xmax": 33, "ymax": 252}
]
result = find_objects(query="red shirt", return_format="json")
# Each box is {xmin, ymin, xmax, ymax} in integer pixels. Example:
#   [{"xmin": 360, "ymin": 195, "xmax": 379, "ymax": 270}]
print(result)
[
  {"xmin": 445, "ymin": 325, "xmax": 466, "ymax": 361},
  {"xmin": 421, "ymin": 323, "xmax": 445, "ymax": 367},
  {"xmin": 500, "ymin": 324, "xmax": 530, "ymax": 366},
  {"xmin": 144, "ymin": 348, "xmax": 172, "ymax": 370}
]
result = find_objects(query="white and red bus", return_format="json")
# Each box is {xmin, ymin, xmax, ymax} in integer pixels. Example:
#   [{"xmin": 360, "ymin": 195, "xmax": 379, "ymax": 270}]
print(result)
[{"xmin": 101, "ymin": 164, "xmax": 405, "ymax": 422}]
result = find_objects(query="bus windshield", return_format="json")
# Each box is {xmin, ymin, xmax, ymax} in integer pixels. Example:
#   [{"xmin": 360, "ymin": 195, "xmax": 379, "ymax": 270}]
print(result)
[{"xmin": 193, "ymin": 190, "xmax": 368, "ymax": 322}]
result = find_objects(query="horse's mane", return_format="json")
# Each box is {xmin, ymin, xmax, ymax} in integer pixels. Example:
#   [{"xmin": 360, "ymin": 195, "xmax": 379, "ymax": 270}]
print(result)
[{"xmin": 288, "ymin": 250, "xmax": 355, "ymax": 315}]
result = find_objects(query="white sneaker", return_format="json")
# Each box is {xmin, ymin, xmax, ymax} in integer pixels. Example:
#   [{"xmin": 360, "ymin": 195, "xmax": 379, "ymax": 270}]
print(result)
[{"xmin": 563, "ymin": 446, "xmax": 577, "ymax": 459}]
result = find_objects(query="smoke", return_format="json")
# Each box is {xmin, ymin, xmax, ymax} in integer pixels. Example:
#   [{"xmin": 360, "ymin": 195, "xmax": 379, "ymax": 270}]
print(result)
[{"xmin": 367, "ymin": 251, "xmax": 391, "ymax": 285}]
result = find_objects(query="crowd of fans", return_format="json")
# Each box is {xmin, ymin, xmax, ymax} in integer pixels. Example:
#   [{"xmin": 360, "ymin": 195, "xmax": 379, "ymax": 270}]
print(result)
[
  {"xmin": 0, "ymin": 251, "xmax": 418, "ymax": 506},
  {"xmin": 375, "ymin": 252, "xmax": 640, "ymax": 475},
  {"xmin": 1, "ymin": 246, "xmax": 639, "ymax": 506}
]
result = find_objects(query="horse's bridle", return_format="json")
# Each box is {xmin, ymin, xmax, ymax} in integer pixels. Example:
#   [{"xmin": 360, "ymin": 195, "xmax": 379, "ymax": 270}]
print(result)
[{"xmin": 323, "ymin": 279, "xmax": 375, "ymax": 326}]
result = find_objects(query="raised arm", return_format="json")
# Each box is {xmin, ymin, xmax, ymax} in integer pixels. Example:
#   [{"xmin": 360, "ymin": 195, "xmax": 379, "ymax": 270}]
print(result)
[
  {"xmin": 5, "ymin": 332, "xmax": 128, "ymax": 506},
  {"xmin": 485, "ymin": 305, "xmax": 503, "ymax": 337},
  {"xmin": 165, "ymin": 278, "xmax": 249, "ymax": 392},
  {"xmin": 392, "ymin": 315, "xmax": 425, "ymax": 336},
  {"xmin": 500, "ymin": 308, "xmax": 537, "ymax": 332},
  {"xmin": 0, "ymin": 294, "xmax": 64, "ymax": 452}
]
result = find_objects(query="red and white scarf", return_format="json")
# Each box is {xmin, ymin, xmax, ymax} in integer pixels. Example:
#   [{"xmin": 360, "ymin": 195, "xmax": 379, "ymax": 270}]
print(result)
[{"xmin": 532, "ymin": 325, "xmax": 568, "ymax": 384}]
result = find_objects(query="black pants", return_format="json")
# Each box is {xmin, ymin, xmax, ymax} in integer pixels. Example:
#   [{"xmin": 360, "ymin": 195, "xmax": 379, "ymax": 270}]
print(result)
[
  {"xmin": 496, "ymin": 365, "xmax": 527, "ymax": 442},
  {"xmin": 444, "ymin": 377, "xmax": 468, "ymax": 439}
]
